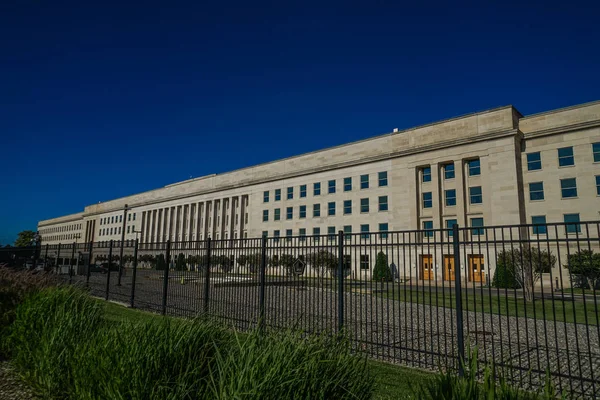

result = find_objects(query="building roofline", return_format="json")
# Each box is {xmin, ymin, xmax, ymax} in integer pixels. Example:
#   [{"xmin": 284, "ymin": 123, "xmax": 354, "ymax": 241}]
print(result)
[{"xmin": 519, "ymin": 99, "xmax": 600, "ymax": 120}]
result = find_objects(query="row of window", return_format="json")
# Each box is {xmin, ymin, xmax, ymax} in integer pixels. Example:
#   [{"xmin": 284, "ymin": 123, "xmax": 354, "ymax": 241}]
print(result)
[
  {"xmin": 40, "ymin": 223, "xmax": 82, "ymax": 235},
  {"xmin": 100, "ymin": 213, "xmax": 137, "ymax": 225},
  {"xmin": 526, "ymin": 143, "xmax": 600, "ymax": 171},
  {"xmin": 528, "ymin": 176, "xmax": 600, "ymax": 201},
  {"xmin": 531, "ymin": 214, "xmax": 582, "ymax": 234},
  {"xmin": 262, "ymin": 196, "xmax": 389, "ymax": 222},
  {"xmin": 263, "ymin": 172, "xmax": 388, "ymax": 203},
  {"xmin": 421, "ymin": 159, "xmax": 481, "ymax": 182},
  {"xmin": 98, "ymin": 226, "xmax": 135, "ymax": 236},
  {"xmin": 262, "ymin": 223, "xmax": 391, "ymax": 241},
  {"xmin": 42, "ymin": 233, "xmax": 80, "ymax": 242},
  {"xmin": 422, "ymin": 187, "xmax": 482, "ymax": 208}
]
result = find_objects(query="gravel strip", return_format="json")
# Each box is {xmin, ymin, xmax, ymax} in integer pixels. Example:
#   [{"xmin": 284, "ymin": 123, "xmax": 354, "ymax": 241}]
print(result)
[{"xmin": 0, "ymin": 361, "xmax": 36, "ymax": 400}]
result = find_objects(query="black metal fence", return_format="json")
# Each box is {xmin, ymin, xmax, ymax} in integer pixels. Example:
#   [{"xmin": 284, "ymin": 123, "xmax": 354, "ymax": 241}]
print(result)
[{"xmin": 15, "ymin": 221, "xmax": 600, "ymax": 398}]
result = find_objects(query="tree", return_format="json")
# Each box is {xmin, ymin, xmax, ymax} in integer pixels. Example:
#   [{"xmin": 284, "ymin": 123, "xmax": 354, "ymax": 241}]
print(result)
[
  {"xmin": 175, "ymin": 253, "xmax": 187, "ymax": 271},
  {"xmin": 566, "ymin": 250, "xmax": 600, "ymax": 289},
  {"xmin": 14, "ymin": 230, "xmax": 35, "ymax": 247},
  {"xmin": 237, "ymin": 253, "xmax": 265, "ymax": 273},
  {"xmin": 155, "ymin": 254, "xmax": 166, "ymax": 271},
  {"xmin": 308, "ymin": 250, "xmax": 338, "ymax": 279},
  {"xmin": 269, "ymin": 254, "xmax": 295, "ymax": 276},
  {"xmin": 493, "ymin": 246, "xmax": 556, "ymax": 301},
  {"xmin": 372, "ymin": 252, "xmax": 392, "ymax": 282}
]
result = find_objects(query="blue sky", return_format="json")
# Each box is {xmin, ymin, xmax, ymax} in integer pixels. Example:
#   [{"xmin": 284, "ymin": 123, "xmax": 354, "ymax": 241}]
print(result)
[{"xmin": 1, "ymin": 0, "xmax": 599, "ymax": 244}]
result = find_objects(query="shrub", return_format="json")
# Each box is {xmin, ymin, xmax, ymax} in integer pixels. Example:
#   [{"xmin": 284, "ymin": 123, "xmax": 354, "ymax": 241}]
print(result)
[
  {"xmin": 372, "ymin": 252, "xmax": 392, "ymax": 282},
  {"xmin": 155, "ymin": 253, "xmax": 166, "ymax": 270},
  {"xmin": 492, "ymin": 260, "xmax": 520, "ymax": 289},
  {"xmin": 566, "ymin": 250, "xmax": 600, "ymax": 289},
  {"xmin": 208, "ymin": 330, "xmax": 374, "ymax": 399}
]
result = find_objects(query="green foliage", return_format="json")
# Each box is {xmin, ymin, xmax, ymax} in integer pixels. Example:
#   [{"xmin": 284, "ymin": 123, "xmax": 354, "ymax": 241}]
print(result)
[
  {"xmin": 155, "ymin": 254, "xmax": 167, "ymax": 271},
  {"xmin": 14, "ymin": 230, "xmax": 36, "ymax": 247},
  {"xmin": 308, "ymin": 250, "xmax": 338, "ymax": 278},
  {"xmin": 372, "ymin": 252, "xmax": 392, "ymax": 282},
  {"xmin": 492, "ymin": 259, "xmax": 520, "ymax": 289},
  {"xmin": 566, "ymin": 250, "xmax": 600, "ymax": 289},
  {"xmin": 175, "ymin": 253, "xmax": 187, "ymax": 271},
  {"xmin": 208, "ymin": 330, "xmax": 374, "ymax": 399},
  {"xmin": 237, "ymin": 253, "xmax": 266, "ymax": 273},
  {"xmin": 269, "ymin": 254, "xmax": 296, "ymax": 275},
  {"xmin": 492, "ymin": 247, "xmax": 556, "ymax": 291}
]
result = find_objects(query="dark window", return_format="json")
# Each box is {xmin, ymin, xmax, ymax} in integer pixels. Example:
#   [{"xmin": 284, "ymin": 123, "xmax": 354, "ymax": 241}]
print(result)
[
  {"xmin": 443, "ymin": 163, "xmax": 455, "ymax": 179},
  {"xmin": 379, "ymin": 223, "xmax": 388, "ymax": 239},
  {"xmin": 343, "ymin": 225, "xmax": 352, "ymax": 240},
  {"xmin": 287, "ymin": 187, "xmax": 293, "ymax": 200},
  {"xmin": 328, "ymin": 226, "xmax": 336, "ymax": 241},
  {"xmin": 378, "ymin": 196, "xmax": 388, "ymax": 211},
  {"xmin": 286, "ymin": 229, "xmax": 292, "ymax": 241},
  {"xmin": 446, "ymin": 219, "xmax": 457, "ymax": 236},
  {"xmin": 360, "ymin": 255, "xmax": 369, "ymax": 270},
  {"xmin": 360, "ymin": 224, "xmax": 370, "ymax": 239},
  {"xmin": 423, "ymin": 221, "xmax": 433, "ymax": 238},
  {"xmin": 423, "ymin": 192, "xmax": 432, "ymax": 208},
  {"xmin": 275, "ymin": 189, "xmax": 281, "ymax": 201},
  {"xmin": 445, "ymin": 189, "xmax": 456, "ymax": 206},
  {"xmin": 422, "ymin": 167, "xmax": 431, "ymax": 182},
  {"xmin": 274, "ymin": 230, "xmax": 280, "ymax": 242},
  {"xmin": 560, "ymin": 178, "xmax": 577, "ymax": 198},
  {"xmin": 593, "ymin": 143, "xmax": 600, "ymax": 162},
  {"xmin": 529, "ymin": 182, "xmax": 545, "ymax": 201},
  {"xmin": 313, "ymin": 227, "xmax": 321, "ymax": 242},
  {"xmin": 300, "ymin": 185, "xmax": 307, "ymax": 198},
  {"xmin": 596, "ymin": 176, "xmax": 600, "ymax": 195},
  {"xmin": 343, "ymin": 200, "xmax": 352, "ymax": 215},
  {"xmin": 469, "ymin": 186, "xmax": 482, "ymax": 204},
  {"xmin": 299, "ymin": 205, "xmax": 306, "ymax": 218},
  {"xmin": 328, "ymin": 180, "xmax": 336, "ymax": 194},
  {"xmin": 378, "ymin": 171, "xmax": 388, "ymax": 187},
  {"xmin": 299, "ymin": 228, "xmax": 306, "ymax": 241},
  {"xmin": 360, "ymin": 198, "xmax": 369, "ymax": 213},
  {"xmin": 564, "ymin": 214, "xmax": 580, "ymax": 233},
  {"xmin": 314, "ymin": 182, "xmax": 321, "ymax": 196},
  {"xmin": 344, "ymin": 177, "xmax": 352, "ymax": 192},
  {"xmin": 470, "ymin": 217, "xmax": 484, "ymax": 236},
  {"xmin": 467, "ymin": 159, "xmax": 481, "ymax": 176},
  {"xmin": 286, "ymin": 207, "xmax": 293, "ymax": 220},
  {"xmin": 313, "ymin": 204, "xmax": 321, "ymax": 217},
  {"xmin": 274, "ymin": 208, "xmax": 281, "ymax": 221},
  {"xmin": 527, "ymin": 152, "xmax": 542, "ymax": 171},
  {"xmin": 360, "ymin": 174, "xmax": 369, "ymax": 189},
  {"xmin": 532, "ymin": 216, "xmax": 547, "ymax": 235},
  {"xmin": 558, "ymin": 147, "xmax": 574, "ymax": 167},
  {"xmin": 328, "ymin": 202, "xmax": 336, "ymax": 216}
]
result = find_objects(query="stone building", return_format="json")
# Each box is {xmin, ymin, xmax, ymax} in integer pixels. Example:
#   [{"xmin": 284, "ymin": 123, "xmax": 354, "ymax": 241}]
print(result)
[{"xmin": 37, "ymin": 100, "xmax": 600, "ymax": 284}]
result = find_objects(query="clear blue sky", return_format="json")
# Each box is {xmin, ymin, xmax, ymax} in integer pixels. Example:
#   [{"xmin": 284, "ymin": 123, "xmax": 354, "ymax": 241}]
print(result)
[{"xmin": 1, "ymin": 0, "xmax": 599, "ymax": 244}]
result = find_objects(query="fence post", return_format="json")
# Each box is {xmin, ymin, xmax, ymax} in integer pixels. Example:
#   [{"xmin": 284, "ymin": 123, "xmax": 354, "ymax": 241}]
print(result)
[
  {"xmin": 69, "ymin": 242, "xmax": 76, "ymax": 285},
  {"xmin": 203, "ymin": 237, "xmax": 212, "ymax": 314},
  {"xmin": 86, "ymin": 241, "xmax": 93, "ymax": 287},
  {"xmin": 337, "ymin": 230, "xmax": 344, "ymax": 334},
  {"xmin": 259, "ymin": 234, "xmax": 267, "ymax": 334},
  {"xmin": 162, "ymin": 240, "xmax": 171, "ymax": 316},
  {"xmin": 106, "ymin": 241, "xmax": 113, "ymax": 301},
  {"xmin": 56, "ymin": 243, "xmax": 62, "ymax": 275},
  {"xmin": 452, "ymin": 224, "xmax": 465, "ymax": 377},
  {"xmin": 130, "ymin": 239, "xmax": 139, "ymax": 308},
  {"xmin": 44, "ymin": 244, "xmax": 49, "ymax": 268}
]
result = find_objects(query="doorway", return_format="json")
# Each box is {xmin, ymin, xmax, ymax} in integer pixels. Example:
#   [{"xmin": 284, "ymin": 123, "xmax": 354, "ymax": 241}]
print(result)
[
  {"xmin": 444, "ymin": 255, "xmax": 455, "ymax": 281},
  {"xmin": 468, "ymin": 255, "xmax": 485, "ymax": 283},
  {"xmin": 420, "ymin": 255, "xmax": 433, "ymax": 280}
]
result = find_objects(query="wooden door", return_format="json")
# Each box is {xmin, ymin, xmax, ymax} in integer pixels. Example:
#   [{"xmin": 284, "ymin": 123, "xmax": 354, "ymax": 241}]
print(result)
[
  {"xmin": 469, "ymin": 255, "xmax": 485, "ymax": 283},
  {"xmin": 420, "ymin": 255, "xmax": 433, "ymax": 280},
  {"xmin": 444, "ymin": 256, "xmax": 455, "ymax": 281}
]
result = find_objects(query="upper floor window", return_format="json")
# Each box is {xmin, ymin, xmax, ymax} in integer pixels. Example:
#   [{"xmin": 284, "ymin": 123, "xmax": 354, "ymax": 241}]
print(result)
[
  {"xmin": 379, "ymin": 223, "xmax": 389, "ymax": 239},
  {"xmin": 300, "ymin": 185, "xmax": 307, "ymax": 198},
  {"xmin": 593, "ymin": 143, "xmax": 600, "ymax": 162},
  {"xmin": 344, "ymin": 177, "xmax": 352, "ymax": 192},
  {"xmin": 532, "ymin": 215, "xmax": 547, "ymax": 235},
  {"xmin": 313, "ymin": 227, "xmax": 321, "ymax": 241},
  {"xmin": 275, "ymin": 189, "xmax": 281, "ymax": 201},
  {"xmin": 422, "ymin": 192, "xmax": 432, "ymax": 208},
  {"xmin": 299, "ymin": 228, "xmax": 306, "ymax": 241},
  {"xmin": 470, "ymin": 217, "xmax": 484, "ymax": 236},
  {"xmin": 328, "ymin": 180, "xmax": 336, "ymax": 194},
  {"xmin": 529, "ymin": 182, "xmax": 545, "ymax": 201},
  {"xmin": 328, "ymin": 226, "xmax": 336, "ymax": 241},
  {"xmin": 467, "ymin": 159, "xmax": 481, "ymax": 176},
  {"xmin": 274, "ymin": 230, "xmax": 280, "ymax": 242},
  {"xmin": 299, "ymin": 205, "xmax": 307, "ymax": 218},
  {"xmin": 378, "ymin": 171, "xmax": 388, "ymax": 187},
  {"xmin": 445, "ymin": 189, "xmax": 456, "ymax": 206},
  {"xmin": 360, "ymin": 174, "xmax": 369, "ymax": 189},
  {"xmin": 527, "ymin": 152, "xmax": 542, "ymax": 171},
  {"xmin": 286, "ymin": 229, "xmax": 293, "ymax": 241},
  {"xmin": 286, "ymin": 207, "xmax": 293, "ymax": 220},
  {"xmin": 558, "ymin": 147, "xmax": 574, "ymax": 167},
  {"xmin": 378, "ymin": 196, "xmax": 388, "ymax": 211},
  {"xmin": 422, "ymin": 221, "xmax": 434, "ymax": 238},
  {"xmin": 596, "ymin": 175, "xmax": 600, "ymax": 196},
  {"xmin": 446, "ymin": 219, "xmax": 457, "ymax": 236},
  {"xmin": 313, "ymin": 204, "xmax": 321, "ymax": 217},
  {"xmin": 274, "ymin": 208, "xmax": 281, "ymax": 221},
  {"xmin": 343, "ymin": 200, "xmax": 352, "ymax": 215},
  {"xmin": 287, "ymin": 187, "xmax": 294, "ymax": 200},
  {"xmin": 360, "ymin": 198, "xmax": 369, "ymax": 213},
  {"xmin": 343, "ymin": 225, "xmax": 352, "ymax": 240},
  {"xmin": 422, "ymin": 167, "xmax": 431, "ymax": 182},
  {"xmin": 564, "ymin": 213, "xmax": 581, "ymax": 233},
  {"xmin": 314, "ymin": 182, "xmax": 321, "ymax": 196},
  {"xmin": 328, "ymin": 201, "xmax": 336, "ymax": 216},
  {"xmin": 560, "ymin": 178, "xmax": 577, "ymax": 198},
  {"xmin": 469, "ymin": 186, "xmax": 482, "ymax": 204},
  {"xmin": 360, "ymin": 224, "xmax": 370, "ymax": 239},
  {"xmin": 443, "ymin": 163, "xmax": 455, "ymax": 180},
  {"xmin": 263, "ymin": 191, "xmax": 269, "ymax": 203}
]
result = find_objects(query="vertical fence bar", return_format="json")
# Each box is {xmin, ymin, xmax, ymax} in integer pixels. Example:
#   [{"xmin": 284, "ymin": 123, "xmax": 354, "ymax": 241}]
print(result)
[
  {"xmin": 44, "ymin": 244, "xmax": 49, "ymax": 268},
  {"xmin": 56, "ymin": 243, "xmax": 62, "ymax": 275},
  {"xmin": 203, "ymin": 237, "xmax": 212, "ymax": 314},
  {"xmin": 259, "ymin": 234, "xmax": 267, "ymax": 333},
  {"xmin": 130, "ymin": 239, "xmax": 139, "ymax": 308},
  {"xmin": 106, "ymin": 240, "xmax": 113, "ymax": 301},
  {"xmin": 162, "ymin": 240, "xmax": 171, "ymax": 315},
  {"xmin": 86, "ymin": 241, "xmax": 93, "ymax": 287},
  {"xmin": 452, "ymin": 224, "xmax": 465, "ymax": 376},
  {"xmin": 337, "ymin": 230, "xmax": 344, "ymax": 334},
  {"xmin": 69, "ymin": 242, "xmax": 76, "ymax": 284}
]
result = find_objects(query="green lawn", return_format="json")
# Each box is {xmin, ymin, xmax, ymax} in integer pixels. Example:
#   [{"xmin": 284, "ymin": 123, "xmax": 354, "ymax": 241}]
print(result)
[{"xmin": 102, "ymin": 301, "xmax": 435, "ymax": 399}]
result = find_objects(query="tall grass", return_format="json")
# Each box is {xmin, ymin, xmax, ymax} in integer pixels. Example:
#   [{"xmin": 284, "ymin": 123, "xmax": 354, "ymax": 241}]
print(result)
[{"xmin": 208, "ymin": 330, "xmax": 374, "ymax": 399}]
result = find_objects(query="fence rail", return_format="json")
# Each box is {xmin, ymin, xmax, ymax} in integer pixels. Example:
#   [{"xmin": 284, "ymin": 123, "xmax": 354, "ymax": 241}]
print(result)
[{"xmin": 5, "ymin": 221, "xmax": 600, "ymax": 398}]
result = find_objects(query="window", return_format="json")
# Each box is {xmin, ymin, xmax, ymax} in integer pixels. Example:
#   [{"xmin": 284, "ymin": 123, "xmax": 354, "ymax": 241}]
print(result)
[
  {"xmin": 275, "ymin": 189, "xmax": 281, "ymax": 201},
  {"xmin": 127, "ymin": 226, "xmax": 130, "ymax": 233},
  {"xmin": 344, "ymin": 177, "xmax": 352, "ymax": 192},
  {"xmin": 532, "ymin": 215, "xmax": 547, "ymax": 235},
  {"xmin": 313, "ymin": 227, "xmax": 321, "ymax": 242},
  {"xmin": 558, "ymin": 147, "xmax": 574, "ymax": 167},
  {"xmin": 560, "ymin": 178, "xmax": 577, "ymax": 198},
  {"xmin": 422, "ymin": 221, "xmax": 434, "ymax": 238},
  {"xmin": 111, "ymin": 217, "xmax": 114, "ymax": 224},
  {"xmin": 343, "ymin": 200, "xmax": 352, "ymax": 215},
  {"xmin": 470, "ymin": 217, "xmax": 484, "ymax": 236},
  {"xmin": 343, "ymin": 225, "xmax": 352, "ymax": 240},
  {"xmin": 469, "ymin": 187, "xmax": 482, "ymax": 204},
  {"xmin": 360, "ymin": 255, "xmax": 369, "ymax": 270},
  {"xmin": 467, "ymin": 159, "xmax": 481, "ymax": 176},
  {"xmin": 423, "ymin": 192, "xmax": 432, "ymax": 208},
  {"xmin": 299, "ymin": 205, "xmax": 306, "ymax": 218},
  {"xmin": 299, "ymin": 228, "xmax": 306, "ymax": 241},
  {"xmin": 313, "ymin": 204, "xmax": 321, "ymax": 217},
  {"xmin": 360, "ymin": 174, "xmax": 369, "ymax": 189},
  {"xmin": 274, "ymin": 230, "xmax": 280, "ymax": 242},
  {"xmin": 445, "ymin": 189, "xmax": 456, "ymax": 206},
  {"xmin": 274, "ymin": 208, "xmax": 281, "ymax": 221},
  {"xmin": 596, "ymin": 176, "xmax": 600, "ymax": 195},
  {"xmin": 443, "ymin": 163, "xmax": 455, "ymax": 179},
  {"xmin": 286, "ymin": 207, "xmax": 293, "ymax": 220},
  {"xmin": 262, "ymin": 231, "xmax": 268, "ymax": 237},
  {"xmin": 263, "ymin": 191, "xmax": 269, "ymax": 202},
  {"xmin": 286, "ymin": 229, "xmax": 292, "ymax": 241},
  {"xmin": 328, "ymin": 226, "xmax": 336, "ymax": 241},
  {"xmin": 446, "ymin": 219, "xmax": 457, "ymax": 236},
  {"xmin": 593, "ymin": 143, "xmax": 600, "ymax": 162},
  {"xmin": 378, "ymin": 196, "xmax": 388, "ymax": 211},
  {"xmin": 422, "ymin": 167, "xmax": 431, "ymax": 182},
  {"xmin": 378, "ymin": 171, "xmax": 388, "ymax": 187},
  {"xmin": 133, "ymin": 213, "xmax": 136, "ymax": 221},
  {"xmin": 287, "ymin": 187, "xmax": 293, "ymax": 200},
  {"xmin": 300, "ymin": 185, "xmax": 307, "ymax": 198},
  {"xmin": 564, "ymin": 213, "xmax": 581, "ymax": 233},
  {"xmin": 110, "ymin": 228, "xmax": 113, "ymax": 235},
  {"xmin": 328, "ymin": 180, "xmax": 336, "ymax": 194},
  {"xmin": 379, "ymin": 223, "xmax": 388, "ymax": 239},
  {"xmin": 328, "ymin": 201, "xmax": 336, "ymax": 216},
  {"xmin": 314, "ymin": 182, "xmax": 321, "ymax": 196},
  {"xmin": 529, "ymin": 182, "xmax": 545, "ymax": 201},
  {"xmin": 360, "ymin": 198, "xmax": 369, "ymax": 213},
  {"xmin": 360, "ymin": 224, "xmax": 370, "ymax": 239},
  {"xmin": 120, "ymin": 215, "xmax": 122, "ymax": 223},
  {"xmin": 128, "ymin": 214, "xmax": 131, "ymax": 221},
  {"xmin": 527, "ymin": 152, "xmax": 542, "ymax": 171}
]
